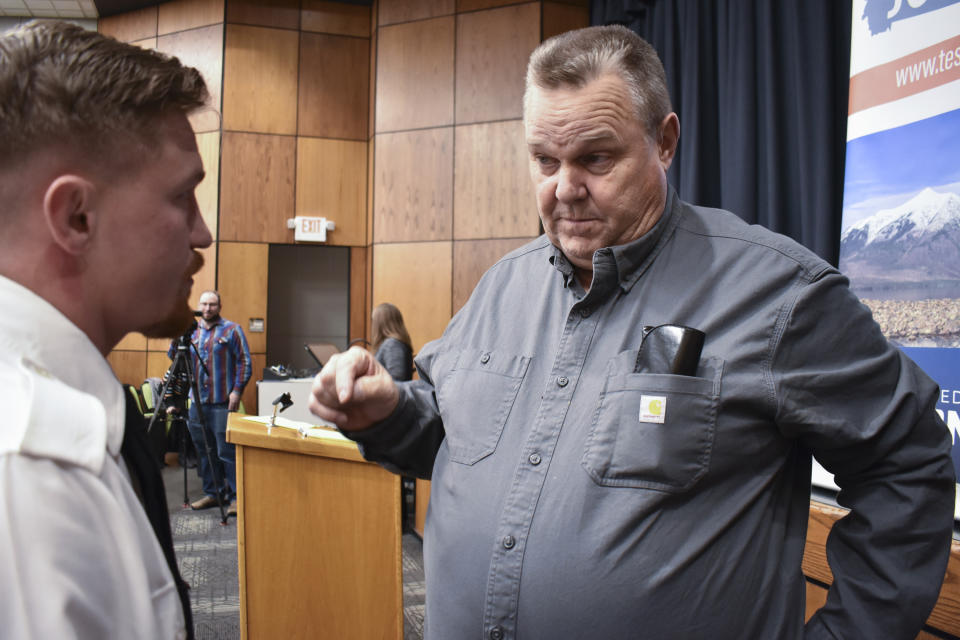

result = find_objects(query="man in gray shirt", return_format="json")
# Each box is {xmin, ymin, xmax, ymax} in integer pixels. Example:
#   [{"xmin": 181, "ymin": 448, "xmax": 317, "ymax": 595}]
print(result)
[{"xmin": 310, "ymin": 25, "xmax": 954, "ymax": 639}]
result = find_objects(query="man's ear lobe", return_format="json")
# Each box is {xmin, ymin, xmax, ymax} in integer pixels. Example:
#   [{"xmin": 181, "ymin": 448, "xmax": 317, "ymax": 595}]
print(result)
[{"xmin": 43, "ymin": 175, "xmax": 97, "ymax": 254}]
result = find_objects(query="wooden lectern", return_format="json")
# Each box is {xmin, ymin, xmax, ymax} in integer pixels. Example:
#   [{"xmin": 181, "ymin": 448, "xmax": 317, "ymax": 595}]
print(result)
[{"xmin": 227, "ymin": 413, "xmax": 402, "ymax": 640}]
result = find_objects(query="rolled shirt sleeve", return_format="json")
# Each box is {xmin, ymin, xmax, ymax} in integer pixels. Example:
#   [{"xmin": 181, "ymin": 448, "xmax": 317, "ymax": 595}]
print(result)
[{"xmin": 342, "ymin": 362, "xmax": 446, "ymax": 479}]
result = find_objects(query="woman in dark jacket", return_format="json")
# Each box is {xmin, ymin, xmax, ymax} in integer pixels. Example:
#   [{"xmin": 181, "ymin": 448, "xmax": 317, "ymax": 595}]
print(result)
[{"xmin": 371, "ymin": 302, "xmax": 413, "ymax": 381}]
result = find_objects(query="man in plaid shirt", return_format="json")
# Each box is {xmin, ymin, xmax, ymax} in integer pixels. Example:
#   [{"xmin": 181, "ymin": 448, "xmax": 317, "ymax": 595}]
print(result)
[{"xmin": 172, "ymin": 290, "xmax": 251, "ymax": 515}]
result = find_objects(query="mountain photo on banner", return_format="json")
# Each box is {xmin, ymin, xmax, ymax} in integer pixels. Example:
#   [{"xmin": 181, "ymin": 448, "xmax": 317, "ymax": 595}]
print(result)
[
  {"xmin": 838, "ymin": 0, "xmax": 960, "ymax": 511},
  {"xmin": 840, "ymin": 108, "xmax": 960, "ymax": 348}
]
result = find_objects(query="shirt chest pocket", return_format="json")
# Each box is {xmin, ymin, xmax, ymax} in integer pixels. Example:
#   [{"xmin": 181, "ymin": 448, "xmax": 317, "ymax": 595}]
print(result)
[
  {"xmin": 197, "ymin": 336, "xmax": 227, "ymax": 359},
  {"xmin": 581, "ymin": 355, "xmax": 722, "ymax": 493},
  {"xmin": 436, "ymin": 348, "xmax": 531, "ymax": 465}
]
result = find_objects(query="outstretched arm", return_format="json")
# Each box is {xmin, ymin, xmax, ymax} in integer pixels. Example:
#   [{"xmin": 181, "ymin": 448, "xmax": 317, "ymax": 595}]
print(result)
[
  {"xmin": 310, "ymin": 346, "xmax": 445, "ymax": 478},
  {"xmin": 309, "ymin": 346, "xmax": 400, "ymax": 431}
]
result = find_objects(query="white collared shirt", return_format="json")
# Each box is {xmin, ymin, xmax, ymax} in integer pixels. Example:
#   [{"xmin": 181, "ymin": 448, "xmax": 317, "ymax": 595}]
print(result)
[{"xmin": 0, "ymin": 275, "xmax": 186, "ymax": 639}]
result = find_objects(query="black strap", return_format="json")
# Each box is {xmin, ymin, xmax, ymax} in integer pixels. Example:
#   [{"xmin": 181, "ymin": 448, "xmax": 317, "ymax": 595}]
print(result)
[{"xmin": 120, "ymin": 387, "xmax": 195, "ymax": 640}]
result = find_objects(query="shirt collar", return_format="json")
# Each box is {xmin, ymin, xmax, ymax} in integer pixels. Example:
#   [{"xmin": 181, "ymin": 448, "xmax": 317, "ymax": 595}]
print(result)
[
  {"xmin": 199, "ymin": 316, "xmax": 225, "ymax": 334},
  {"xmin": 549, "ymin": 186, "xmax": 681, "ymax": 296},
  {"xmin": 0, "ymin": 275, "xmax": 125, "ymax": 460}
]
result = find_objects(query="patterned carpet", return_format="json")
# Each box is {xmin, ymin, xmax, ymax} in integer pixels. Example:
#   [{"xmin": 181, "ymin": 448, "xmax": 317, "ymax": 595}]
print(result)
[
  {"xmin": 163, "ymin": 465, "xmax": 426, "ymax": 640},
  {"xmin": 170, "ymin": 507, "xmax": 241, "ymax": 640},
  {"xmin": 402, "ymin": 533, "xmax": 426, "ymax": 639}
]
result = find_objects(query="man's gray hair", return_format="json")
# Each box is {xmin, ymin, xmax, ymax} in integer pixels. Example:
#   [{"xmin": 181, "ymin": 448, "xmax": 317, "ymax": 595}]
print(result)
[
  {"xmin": 0, "ymin": 20, "xmax": 208, "ymax": 173},
  {"xmin": 524, "ymin": 25, "xmax": 672, "ymax": 138}
]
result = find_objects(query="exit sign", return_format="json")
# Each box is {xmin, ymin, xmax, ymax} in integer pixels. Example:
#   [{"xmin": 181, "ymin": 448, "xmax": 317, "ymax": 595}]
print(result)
[{"xmin": 289, "ymin": 216, "xmax": 335, "ymax": 242}]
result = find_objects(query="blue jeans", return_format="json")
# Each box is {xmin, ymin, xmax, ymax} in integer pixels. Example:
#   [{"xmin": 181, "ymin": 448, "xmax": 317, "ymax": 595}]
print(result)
[{"xmin": 187, "ymin": 402, "xmax": 235, "ymax": 500}]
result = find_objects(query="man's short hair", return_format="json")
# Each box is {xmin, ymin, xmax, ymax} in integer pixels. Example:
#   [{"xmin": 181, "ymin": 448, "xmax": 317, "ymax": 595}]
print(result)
[
  {"xmin": 200, "ymin": 290, "xmax": 221, "ymax": 305},
  {"xmin": 0, "ymin": 20, "xmax": 208, "ymax": 174},
  {"xmin": 524, "ymin": 25, "xmax": 672, "ymax": 138}
]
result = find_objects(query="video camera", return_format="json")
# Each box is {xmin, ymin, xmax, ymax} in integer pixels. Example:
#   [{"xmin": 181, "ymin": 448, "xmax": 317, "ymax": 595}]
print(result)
[{"xmin": 161, "ymin": 317, "xmax": 198, "ymax": 415}]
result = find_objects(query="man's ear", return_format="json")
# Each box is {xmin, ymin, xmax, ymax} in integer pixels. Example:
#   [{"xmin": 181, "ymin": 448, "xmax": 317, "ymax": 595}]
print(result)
[
  {"xmin": 657, "ymin": 113, "xmax": 680, "ymax": 170},
  {"xmin": 42, "ymin": 175, "xmax": 97, "ymax": 255}
]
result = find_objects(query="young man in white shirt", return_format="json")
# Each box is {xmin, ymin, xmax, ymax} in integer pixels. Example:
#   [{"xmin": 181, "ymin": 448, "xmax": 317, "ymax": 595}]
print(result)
[{"xmin": 0, "ymin": 20, "xmax": 213, "ymax": 639}]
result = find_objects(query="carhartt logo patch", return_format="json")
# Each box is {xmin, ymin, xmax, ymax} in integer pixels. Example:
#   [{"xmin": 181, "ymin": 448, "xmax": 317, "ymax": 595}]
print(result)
[{"xmin": 639, "ymin": 395, "xmax": 666, "ymax": 424}]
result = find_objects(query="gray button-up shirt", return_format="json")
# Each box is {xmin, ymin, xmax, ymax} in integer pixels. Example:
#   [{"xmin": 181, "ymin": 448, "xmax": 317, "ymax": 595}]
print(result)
[{"xmin": 352, "ymin": 190, "xmax": 954, "ymax": 639}]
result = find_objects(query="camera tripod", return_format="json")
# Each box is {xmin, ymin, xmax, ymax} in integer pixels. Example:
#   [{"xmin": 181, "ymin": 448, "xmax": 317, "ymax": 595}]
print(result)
[{"xmin": 147, "ymin": 321, "xmax": 228, "ymax": 525}]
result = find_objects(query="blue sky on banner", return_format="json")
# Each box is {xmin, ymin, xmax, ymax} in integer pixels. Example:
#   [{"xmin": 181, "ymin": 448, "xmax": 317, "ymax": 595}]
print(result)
[{"xmin": 842, "ymin": 109, "xmax": 960, "ymax": 229}]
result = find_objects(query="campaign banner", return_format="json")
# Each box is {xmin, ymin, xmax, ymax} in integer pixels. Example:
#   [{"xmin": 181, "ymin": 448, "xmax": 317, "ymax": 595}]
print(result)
[{"xmin": 834, "ymin": 0, "xmax": 960, "ymax": 516}]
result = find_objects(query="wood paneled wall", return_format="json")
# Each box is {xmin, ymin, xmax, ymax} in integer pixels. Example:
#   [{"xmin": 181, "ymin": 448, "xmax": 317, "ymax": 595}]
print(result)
[
  {"xmin": 370, "ymin": 0, "xmax": 588, "ymax": 354},
  {"xmin": 371, "ymin": 0, "xmax": 587, "ymax": 540},
  {"xmin": 218, "ymin": 2, "xmax": 372, "ymax": 415},
  {"xmin": 104, "ymin": 0, "xmax": 588, "ymax": 414},
  {"xmin": 103, "ymin": 0, "xmax": 375, "ymax": 417},
  {"xmin": 102, "ymin": 0, "xmax": 227, "ymax": 391}
]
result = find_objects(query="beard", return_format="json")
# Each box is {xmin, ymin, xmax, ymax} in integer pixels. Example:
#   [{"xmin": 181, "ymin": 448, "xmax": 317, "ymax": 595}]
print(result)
[{"xmin": 141, "ymin": 251, "xmax": 205, "ymax": 339}]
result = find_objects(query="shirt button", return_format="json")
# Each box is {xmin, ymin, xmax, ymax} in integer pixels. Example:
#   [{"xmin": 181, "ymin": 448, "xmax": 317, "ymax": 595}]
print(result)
[
  {"xmin": 490, "ymin": 627, "xmax": 504, "ymax": 640},
  {"xmin": 502, "ymin": 534, "xmax": 516, "ymax": 549},
  {"xmin": 557, "ymin": 375, "xmax": 569, "ymax": 387},
  {"xmin": 529, "ymin": 453, "xmax": 541, "ymax": 465},
  {"xmin": 480, "ymin": 353, "xmax": 491, "ymax": 364},
  {"xmin": 579, "ymin": 307, "xmax": 592, "ymax": 318}
]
